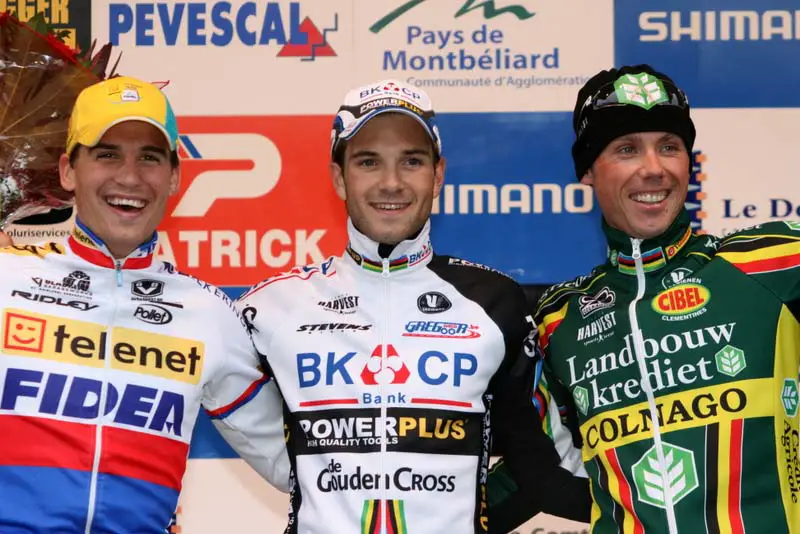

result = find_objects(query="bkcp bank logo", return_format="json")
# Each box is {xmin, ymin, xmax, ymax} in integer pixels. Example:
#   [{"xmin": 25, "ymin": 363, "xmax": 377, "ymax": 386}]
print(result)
[
  {"xmin": 107, "ymin": 1, "xmax": 338, "ymax": 61},
  {"xmin": 155, "ymin": 116, "xmax": 348, "ymax": 288}
]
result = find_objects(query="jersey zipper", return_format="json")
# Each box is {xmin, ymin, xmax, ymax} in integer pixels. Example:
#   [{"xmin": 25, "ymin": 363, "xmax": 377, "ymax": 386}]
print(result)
[
  {"xmin": 628, "ymin": 238, "xmax": 679, "ymax": 534},
  {"xmin": 84, "ymin": 260, "xmax": 124, "ymax": 533},
  {"xmin": 379, "ymin": 258, "xmax": 390, "ymax": 534}
]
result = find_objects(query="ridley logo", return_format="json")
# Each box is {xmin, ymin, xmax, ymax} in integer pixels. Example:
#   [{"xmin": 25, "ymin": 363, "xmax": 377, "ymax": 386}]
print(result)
[{"xmin": 578, "ymin": 287, "xmax": 616, "ymax": 318}]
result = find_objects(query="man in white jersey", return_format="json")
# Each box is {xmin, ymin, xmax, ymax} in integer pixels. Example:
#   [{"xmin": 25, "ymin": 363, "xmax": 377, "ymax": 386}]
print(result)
[
  {"xmin": 0, "ymin": 76, "xmax": 289, "ymax": 532},
  {"xmin": 237, "ymin": 79, "xmax": 589, "ymax": 534}
]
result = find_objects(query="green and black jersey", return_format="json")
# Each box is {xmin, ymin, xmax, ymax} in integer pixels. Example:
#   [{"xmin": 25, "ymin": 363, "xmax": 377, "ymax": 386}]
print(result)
[{"xmin": 490, "ymin": 210, "xmax": 800, "ymax": 534}]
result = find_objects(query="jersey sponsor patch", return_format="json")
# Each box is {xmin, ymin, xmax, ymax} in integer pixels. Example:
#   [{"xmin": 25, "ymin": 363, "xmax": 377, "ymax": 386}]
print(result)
[
  {"xmin": 578, "ymin": 286, "xmax": 616, "ymax": 318},
  {"xmin": 1, "ymin": 368, "xmax": 187, "ymax": 438},
  {"xmin": 2, "ymin": 309, "xmax": 204, "ymax": 384},
  {"xmin": 318, "ymin": 294, "xmax": 359, "ymax": 314},
  {"xmin": 295, "ymin": 345, "xmax": 477, "ymax": 393},
  {"xmin": 291, "ymin": 407, "xmax": 482, "ymax": 455},
  {"xmin": 296, "ymin": 323, "xmax": 371, "ymax": 334},
  {"xmin": 316, "ymin": 458, "xmax": 456, "ymax": 494},
  {"xmin": 651, "ymin": 283, "xmax": 711, "ymax": 321},
  {"xmin": 402, "ymin": 321, "xmax": 480, "ymax": 339},
  {"xmin": 417, "ymin": 291, "xmax": 452, "ymax": 314}
]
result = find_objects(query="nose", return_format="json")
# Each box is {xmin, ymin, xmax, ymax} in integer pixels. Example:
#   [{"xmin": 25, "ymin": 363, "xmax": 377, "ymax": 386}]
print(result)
[
  {"xmin": 113, "ymin": 156, "xmax": 143, "ymax": 187},
  {"xmin": 378, "ymin": 165, "xmax": 403, "ymax": 192},
  {"xmin": 640, "ymin": 147, "xmax": 665, "ymax": 179}
]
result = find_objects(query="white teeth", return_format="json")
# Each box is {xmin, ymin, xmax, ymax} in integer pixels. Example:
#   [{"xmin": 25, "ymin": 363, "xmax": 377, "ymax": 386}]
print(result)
[
  {"xmin": 631, "ymin": 191, "xmax": 668, "ymax": 204},
  {"xmin": 107, "ymin": 197, "xmax": 146, "ymax": 208},
  {"xmin": 374, "ymin": 203, "xmax": 407, "ymax": 210}
]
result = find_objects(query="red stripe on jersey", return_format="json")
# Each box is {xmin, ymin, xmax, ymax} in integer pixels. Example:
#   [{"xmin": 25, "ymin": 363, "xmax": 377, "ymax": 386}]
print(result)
[
  {"xmin": 606, "ymin": 449, "xmax": 644, "ymax": 534},
  {"xmin": 0, "ymin": 414, "xmax": 94, "ymax": 470},
  {"xmin": 540, "ymin": 318, "xmax": 563, "ymax": 350},
  {"xmin": 100, "ymin": 426, "xmax": 189, "ymax": 490},
  {"xmin": 299, "ymin": 398, "xmax": 359, "ymax": 407},
  {"xmin": 735, "ymin": 253, "xmax": 800, "ymax": 274},
  {"xmin": 728, "ymin": 419, "xmax": 745, "ymax": 534}
]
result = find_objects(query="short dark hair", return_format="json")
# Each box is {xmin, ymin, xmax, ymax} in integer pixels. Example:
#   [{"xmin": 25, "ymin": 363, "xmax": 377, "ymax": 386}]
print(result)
[{"xmin": 69, "ymin": 144, "xmax": 180, "ymax": 168}]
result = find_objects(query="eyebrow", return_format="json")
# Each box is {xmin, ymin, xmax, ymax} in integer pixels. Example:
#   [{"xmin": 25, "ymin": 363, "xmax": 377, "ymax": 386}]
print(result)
[
  {"xmin": 141, "ymin": 145, "xmax": 169, "ymax": 156},
  {"xmin": 88, "ymin": 143, "xmax": 118, "ymax": 152},
  {"xmin": 88, "ymin": 143, "xmax": 168, "ymax": 156},
  {"xmin": 348, "ymin": 147, "xmax": 432, "ymax": 160}
]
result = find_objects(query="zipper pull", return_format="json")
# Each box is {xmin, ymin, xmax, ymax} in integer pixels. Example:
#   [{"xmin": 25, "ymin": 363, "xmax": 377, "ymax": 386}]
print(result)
[
  {"xmin": 381, "ymin": 258, "xmax": 390, "ymax": 278},
  {"xmin": 115, "ymin": 260, "xmax": 123, "ymax": 287},
  {"xmin": 631, "ymin": 238, "xmax": 642, "ymax": 260}
]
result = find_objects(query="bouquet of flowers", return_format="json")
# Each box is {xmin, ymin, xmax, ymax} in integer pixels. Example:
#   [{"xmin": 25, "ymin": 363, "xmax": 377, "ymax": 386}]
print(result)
[{"xmin": 0, "ymin": 11, "xmax": 119, "ymax": 227}]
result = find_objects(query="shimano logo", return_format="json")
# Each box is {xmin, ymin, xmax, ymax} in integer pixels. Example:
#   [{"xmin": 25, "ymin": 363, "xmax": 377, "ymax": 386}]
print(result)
[
  {"xmin": 432, "ymin": 183, "xmax": 593, "ymax": 215},
  {"xmin": 639, "ymin": 10, "xmax": 800, "ymax": 42}
]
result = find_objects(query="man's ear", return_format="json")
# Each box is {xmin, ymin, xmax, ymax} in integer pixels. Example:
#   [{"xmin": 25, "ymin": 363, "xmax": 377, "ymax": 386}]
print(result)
[
  {"xmin": 580, "ymin": 168, "xmax": 594, "ymax": 186},
  {"xmin": 59, "ymin": 153, "xmax": 76, "ymax": 192},
  {"xmin": 331, "ymin": 162, "xmax": 346, "ymax": 201},
  {"xmin": 168, "ymin": 163, "xmax": 180, "ymax": 196},
  {"xmin": 433, "ymin": 156, "xmax": 446, "ymax": 198}
]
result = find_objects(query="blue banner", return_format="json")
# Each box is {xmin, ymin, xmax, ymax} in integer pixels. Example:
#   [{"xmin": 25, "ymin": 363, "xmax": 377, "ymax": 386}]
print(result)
[
  {"xmin": 614, "ymin": 0, "xmax": 800, "ymax": 107},
  {"xmin": 430, "ymin": 112, "xmax": 606, "ymax": 285}
]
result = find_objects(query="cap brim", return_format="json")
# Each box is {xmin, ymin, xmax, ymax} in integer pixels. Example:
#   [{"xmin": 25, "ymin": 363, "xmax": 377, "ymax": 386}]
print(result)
[
  {"xmin": 340, "ymin": 107, "xmax": 438, "ymax": 152},
  {"xmin": 77, "ymin": 116, "xmax": 176, "ymax": 153}
]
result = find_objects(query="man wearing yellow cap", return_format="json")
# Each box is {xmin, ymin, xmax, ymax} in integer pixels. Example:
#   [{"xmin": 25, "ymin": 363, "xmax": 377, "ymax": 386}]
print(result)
[{"xmin": 0, "ymin": 76, "xmax": 290, "ymax": 532}]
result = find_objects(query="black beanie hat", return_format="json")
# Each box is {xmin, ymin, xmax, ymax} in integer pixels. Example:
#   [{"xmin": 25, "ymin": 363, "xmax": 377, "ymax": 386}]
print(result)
[{"xmin": 571, "ymin": 64, "xmax": 696, "ymax": 179}]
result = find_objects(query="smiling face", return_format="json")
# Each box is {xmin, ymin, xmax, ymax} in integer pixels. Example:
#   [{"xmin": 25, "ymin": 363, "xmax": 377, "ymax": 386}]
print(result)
[
  {"xmin": 582, "ymin": 131, "xmax": 690, "ymax": 239},
  {"xmin": 331, "ymin": 113, "xmax": 445, "ymax": 245},
  {"xmin": 59, "ymin": 121, "xmax": 179, "ymax": 258},
  {"xmin": 5, "ymin": 314, "xmax": 45, "ymax": 351}
]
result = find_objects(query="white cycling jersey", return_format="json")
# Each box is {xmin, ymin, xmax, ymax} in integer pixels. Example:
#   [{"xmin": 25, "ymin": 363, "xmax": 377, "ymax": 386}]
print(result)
[
  {"xmin": 0, "ymin": 221, "xmax": 289, "ymax": 533},
  {"xmin": 237, "ymin": 219, "xmax": 589, "ymax": 534}
]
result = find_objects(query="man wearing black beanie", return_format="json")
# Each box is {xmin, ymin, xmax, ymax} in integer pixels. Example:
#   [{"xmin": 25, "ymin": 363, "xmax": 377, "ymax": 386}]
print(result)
[{"xmin": 488, "ymin": 65, "xmax": 800, "ymax": 534}]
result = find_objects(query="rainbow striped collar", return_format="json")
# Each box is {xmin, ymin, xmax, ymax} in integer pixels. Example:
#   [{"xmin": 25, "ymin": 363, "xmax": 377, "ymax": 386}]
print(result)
[
  {"xmin": 344, "ymin": 218, "xmax": 433, "ymax": 275},
  {"xmin": 68, "ymin": 218, "xmax": 157, "ymax": 270},
  {"xmin": 605, "ymin": 210, "xmax": 694, "ymax": 276}
]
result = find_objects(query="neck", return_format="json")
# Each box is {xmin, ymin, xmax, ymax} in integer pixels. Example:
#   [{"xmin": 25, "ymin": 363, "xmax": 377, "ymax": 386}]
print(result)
[
  {"xmin": 603, "ymin": 209, "xmax": 694, "ymax": 274},
  {"xmin": 107, "ymin": 244, "xmax": 138, "ymax": 260},
  {"xmin": 345, "ymin": 218, "xmax": 433, "ymax": 273},
  {"xmin": 69, "ymin": 218, "xmax": 158, "ymax": 270}
]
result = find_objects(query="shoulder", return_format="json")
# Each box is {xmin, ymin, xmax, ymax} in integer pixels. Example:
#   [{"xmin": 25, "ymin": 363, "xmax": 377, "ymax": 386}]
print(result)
[
  {"xmin": 237, "ymin": 256, "xmax": 337, "ymax": 304},
  {"xmin": 427, "ymin": 255, "xmax": 529, "ymax": 335},
  {"xmin": 157, "ymin": 261, "xmax": 245, "ymax": 325},
  {"xmin": 0, "ymin": 241, "xmax": 65, "ymax": 262},
  {"xmin": 719, "ymin": 221, "xmax": 800, "ymax": 249},
  {"xmin": 717, "ymin": 221, "xmax": 800, "ymax": 272},
  {"xmin": 534, "ymin": 266, "xmax": 607, "ymax": 322},
  {"xmin": 428, "ymin": 255, "xmax": 521, "ymax": 295}
]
